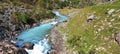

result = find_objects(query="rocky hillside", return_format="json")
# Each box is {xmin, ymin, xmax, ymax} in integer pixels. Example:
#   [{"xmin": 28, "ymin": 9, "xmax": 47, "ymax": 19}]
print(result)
[{"xmin": 59, "ymin": 0, "xmax": 120, "ymax": 54}]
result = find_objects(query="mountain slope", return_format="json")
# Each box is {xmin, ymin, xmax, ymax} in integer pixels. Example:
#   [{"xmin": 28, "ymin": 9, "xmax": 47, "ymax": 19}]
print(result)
[{"xmin": 61, "ymin": 0, "xmax": 120, "ymax": 54}]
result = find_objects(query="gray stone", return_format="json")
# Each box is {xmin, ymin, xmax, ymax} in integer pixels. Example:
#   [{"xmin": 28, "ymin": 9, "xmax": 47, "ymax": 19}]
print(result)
[
  {"xmin": 0, "ymin": 42, "xmax": 28, "ymax": 54},
  {"xmin": 47, "ymin": 50, "xmax": 56, "ymax": 54},
  {"xmin": 87, "ymin": 14, "xmax": 95, "ymax": 22},
  {"xmin": 21, "ymin": 42, "xmax": 34, "ymax": 49},
  {"xmin": 114, "ymin": 32, "xmax": 120, "ymax": 45},
  {"xmin": 17, "ymin": 48, "xmax": 28, "ymax": 54},
  {"xmin": 107, "ymin": 9, "xmax": 115, "ymax": 15}
]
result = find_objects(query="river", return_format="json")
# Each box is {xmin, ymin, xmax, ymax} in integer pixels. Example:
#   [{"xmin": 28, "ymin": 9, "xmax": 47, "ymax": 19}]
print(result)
[{"xmin": 12, "ymin": 10, "xmax": 68, "ymax": 54}]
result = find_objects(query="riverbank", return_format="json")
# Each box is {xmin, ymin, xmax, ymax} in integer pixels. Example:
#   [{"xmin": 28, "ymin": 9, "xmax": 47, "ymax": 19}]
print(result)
[
  {"xmin": 49, "ymin": 26, "xmax": 77, "ymax": 54},
  {"xmin": 61, "ymin": 0, "xmax": 120, "ymax": 54},
  {"xmin": 48, "ymin": 9, "xmax": 80, "ymax": 54},
  {"xmin": 0, "ymin": 14, "xmax": 56, "ymax": 54},
  {"xmin": 0, "ymin": 5, "xmax": 55, "ymax": 54},
  {"xmin": 0, "ymin": 41, "xmax": 28, "ymax": 54},
  {"xmin": 0, "ymin": 1, "xmax": 55, "ymax": 42}
]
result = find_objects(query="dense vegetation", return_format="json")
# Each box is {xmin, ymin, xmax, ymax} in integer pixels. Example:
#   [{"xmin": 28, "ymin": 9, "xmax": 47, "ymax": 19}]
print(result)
[
  {"xmin": 60, "ymin": 0, "xmax": 120, "ymax": 54},
  {"xmin": 0, "ymin": 0, "xmax": 111, "ymax": 24}
]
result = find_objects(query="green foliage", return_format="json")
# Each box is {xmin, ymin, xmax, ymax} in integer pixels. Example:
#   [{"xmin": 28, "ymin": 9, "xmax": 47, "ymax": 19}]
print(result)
[
  {"xmin": 61, "ymin": 0, "xmax": 120, "ymax": 54},
  {"xmin": 30, "ymin": 8, "xmax": 54, "ymax": 21},
  {"xmin": 0, "ymin": 0, "xmax": 112, "ymax": 22},
  {"xmin": 16, "ymin": 12, "xmax": 28, "ymax": 23}
]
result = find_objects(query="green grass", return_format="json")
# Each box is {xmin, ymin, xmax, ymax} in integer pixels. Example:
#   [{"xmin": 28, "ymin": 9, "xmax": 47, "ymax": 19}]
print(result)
[{"xmin": 61, "ymin": 0, "xmax": 120, "ymax": 54}]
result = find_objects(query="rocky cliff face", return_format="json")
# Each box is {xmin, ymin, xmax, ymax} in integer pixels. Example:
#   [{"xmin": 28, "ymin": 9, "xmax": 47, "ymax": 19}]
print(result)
[
  {"xmin": 0, "ymin": 3, "xmax": 38, "ymax": 54},
  {"xmin": 0, "ymin": 4, "xmax": 39, "ymax": 41}
]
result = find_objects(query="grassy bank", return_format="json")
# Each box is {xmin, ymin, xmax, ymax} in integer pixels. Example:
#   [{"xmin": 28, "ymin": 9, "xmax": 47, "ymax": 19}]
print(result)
[{"xmin": 60, "ymin": 0, "xmax": 120, "ymax": 54}]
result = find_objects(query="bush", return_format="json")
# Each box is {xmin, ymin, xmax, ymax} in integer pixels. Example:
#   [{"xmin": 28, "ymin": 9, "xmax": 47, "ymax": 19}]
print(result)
[{"xmin": 16, "ymin": 12, "xmax": 28, "ymax": 23}]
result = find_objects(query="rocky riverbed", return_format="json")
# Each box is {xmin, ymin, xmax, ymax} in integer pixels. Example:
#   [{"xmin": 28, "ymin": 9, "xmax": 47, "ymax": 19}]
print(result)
[{"xmin": 0, "ymin": 42, "xmax": 28, "ymax": 54}]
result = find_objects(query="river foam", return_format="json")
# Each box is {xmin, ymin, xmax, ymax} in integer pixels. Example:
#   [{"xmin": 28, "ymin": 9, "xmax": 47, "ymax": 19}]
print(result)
[{"xmin": 25, "ymin": 39, "xmax": 51, "ymax": 54}]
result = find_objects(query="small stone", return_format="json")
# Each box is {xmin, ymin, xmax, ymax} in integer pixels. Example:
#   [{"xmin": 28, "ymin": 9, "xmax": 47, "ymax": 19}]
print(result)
[
  {"xmin": 114, "ymin": 32, "xmax": 120, "ymax": 45},
  {"xmin": 108, "ymin": 22, "xmax": 111, "ymax": 25},
  {"xmin": 100, "ymin": 26, "xmax": 104, "ymax": 30},
  {"xmin": 112, "ymin": 14, "xmax": 117, "ymax": 17},
  {"xmin": 118, "ymin": 14, "xmax": 120, "ymax": 18},
  {"xmin": 95, "ymin": 31, "xmax": 98, "ymax": 34},
  {"xmin": 97, "ymin": 28, "xmax": 101, "ymax": 32},
  {"xmin": 107, "ymin": 9, "xmax": 115, "ymax": 15},
  {"xmin": 109, "ymin": 25, "xmax": 112, "ymax": 27},
  {"xmin": 110, "ymin": 19, "xmax": 115, "ymax": 22},
  {"xmin": 94, "ymin": 25, "xmax": 97, "ymax": 28},
  {"xmin": 87, "ymin": 14, "xmax": 95, "ymax": 22},
  {"xmin": 104, "ymin": 37, "xmax": 109, "ymax": 41}
]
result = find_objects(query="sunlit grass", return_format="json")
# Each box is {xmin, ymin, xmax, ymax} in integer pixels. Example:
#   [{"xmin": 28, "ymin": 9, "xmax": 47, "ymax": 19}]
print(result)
[{"xmin": 60, "ymin": 0, "xmax": 120, "ymax": 54}]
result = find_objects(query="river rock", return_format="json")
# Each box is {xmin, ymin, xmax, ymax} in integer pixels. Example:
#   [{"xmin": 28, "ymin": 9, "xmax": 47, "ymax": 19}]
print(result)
[
  {"xmin": 0, "ymin": 12, "xmax": 4, "ymax": 18},
  {"xmin": 0, "ymin": 20, "xmax": 3, "ymax": 24},
  {"xmin": 0, "ymin": 41, "xmax": 28, "ymax": 54},
  {"xmin": 47, "ymin": 50, "xmax": 56, "ymax": 54},
  {"xmin": 21, "ymin": 42, "xmax": 34, "ymax": 49},
  {"xmin": 114, "ymin": 32, "xmax": 120, "ymax": 45},
  {"xmin": 17, "ymin": 48, "xmax": 28, "ymax": 54}
]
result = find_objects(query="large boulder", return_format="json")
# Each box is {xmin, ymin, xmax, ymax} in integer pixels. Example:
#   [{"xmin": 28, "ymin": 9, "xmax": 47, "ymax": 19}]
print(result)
[
  {"xmin": 0, "ymin": 42, "xmax": 28, "ymax": 54},
  {"xmin": 87, "ymin": 14, "xmax": 95, "ymax": 22},
  {"xmin": 21, "ymin": 42, "xmax": 34, "ymax": 49},
  {"xmin": 47, "ymin": 50, "xmax": 56, "ymax": 54},
  {"xmin": 17, "ymin": 48, "xmax": 28, "ymax": 54},
  {"xmin": 114, "ymin": 32, "xmax": 120, "ymax": 45}
]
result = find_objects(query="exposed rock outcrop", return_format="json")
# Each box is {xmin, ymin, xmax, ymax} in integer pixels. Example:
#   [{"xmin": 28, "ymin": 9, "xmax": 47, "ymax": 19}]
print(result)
[
  {"xmin": 0, "ymin": 4, "xmax": 39, "ymax": 41},
  {"xmin": 21, "ymin": 42, "xmax": 34, "ymax": 49},
  {"xmin": 0, "ymin": 42, "xmax": 28, "ymax": 54},
  {"xmin": 0, "ymin": 4, "xmax": 40, "ymax": 54},
  {"xmin": 49, "ymin": 27, "xmax": 64, "ymax": 54},
  {"xmin": 49, "ymin": 27, "xmax": 76, "ymax": 54}
]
